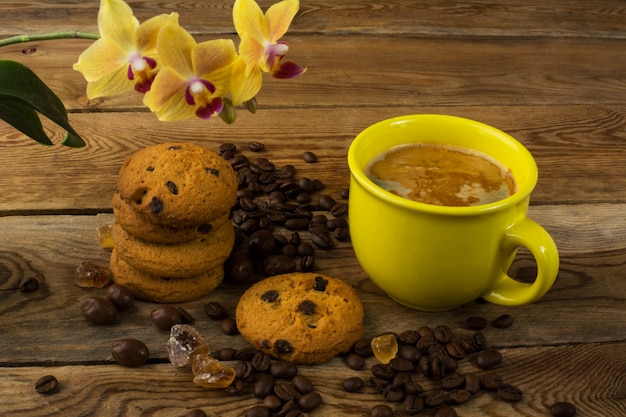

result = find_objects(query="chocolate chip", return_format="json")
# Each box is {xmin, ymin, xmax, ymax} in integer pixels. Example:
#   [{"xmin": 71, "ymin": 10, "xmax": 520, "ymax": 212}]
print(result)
[
  {"xmin": 313, "ymin": 276, "xmax": 328, "ymax": 291},
  {"xmin": 146, "ymin": 166, "xmax": 155, "ymax": 171},
  {"xmin": 166, "ymin": 181, "xmax": 178, "ymax": 195},
  {"xmin": 206, "ymin": 167, "xmax": 219, "ymax": 176},
  {"xmin": 274, "ymin": 339, "xmax": 294, "ymax": 354},
  {"xmin": 197, "ymin": 224, "xmax": 213, "ymax": 233},
  {"xmin": 167, "ymin": 145, "xmax": 182, "ymax": 150},
  {"xmin": 149, "ymin": 196, "xmax": 163, "ymax": 214},
  {"xmin": 261, "ymin": 290, "xmax": 279, "ymax": 303},
  {"xmin": 297, "ymin": 300, "xmax": 317, "ymax": 315}
]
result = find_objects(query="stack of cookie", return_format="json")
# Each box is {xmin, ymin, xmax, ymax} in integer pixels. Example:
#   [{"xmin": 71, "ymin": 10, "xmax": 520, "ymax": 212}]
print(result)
[{"xmin": 109, "ymin": 142, "xmax": 238, "ymax": 303}]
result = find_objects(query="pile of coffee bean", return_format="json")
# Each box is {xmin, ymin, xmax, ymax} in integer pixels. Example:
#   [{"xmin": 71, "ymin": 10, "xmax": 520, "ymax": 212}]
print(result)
[
  {"xmin": 341, "ymin": 319, "xmax": 525, "ymax": 416},
  {"xmin": 218, "ymin": 142, "xmax": 350, "ymax": 283},
  {"xmin": 209, "ymin": 347, "xmax": 322, "ymax": 417}
]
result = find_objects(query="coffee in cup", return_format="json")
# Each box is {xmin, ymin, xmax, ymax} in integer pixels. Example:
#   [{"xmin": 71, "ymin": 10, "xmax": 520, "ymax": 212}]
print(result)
[{"xmin": 366, "ymin": 143, "xmax": 516, "ymax": 207}]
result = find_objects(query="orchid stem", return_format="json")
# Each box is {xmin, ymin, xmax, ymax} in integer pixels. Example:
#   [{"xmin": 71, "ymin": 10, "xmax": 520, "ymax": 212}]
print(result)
[{"xmin": 0, "ymin": 32, "xmax": 100, "ymax": 47}]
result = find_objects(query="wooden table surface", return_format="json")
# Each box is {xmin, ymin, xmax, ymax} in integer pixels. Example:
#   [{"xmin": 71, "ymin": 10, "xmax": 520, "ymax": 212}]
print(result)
[{"xmin": 1, "ymin": 1, "xmax": 625, "ymax": 416}]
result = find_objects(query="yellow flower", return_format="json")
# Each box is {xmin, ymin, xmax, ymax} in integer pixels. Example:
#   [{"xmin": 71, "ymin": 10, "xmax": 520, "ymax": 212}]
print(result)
[
  {"xmin": 143, "ymin": 24, "xmax": 237, "ymax": 121},
  {"xmin": 73, "ymin": 0, "xmax": 178, "ymax": 98},
  {"xmin": 231, "ymin": 0, "xmax": 305, "ymax": 104}
]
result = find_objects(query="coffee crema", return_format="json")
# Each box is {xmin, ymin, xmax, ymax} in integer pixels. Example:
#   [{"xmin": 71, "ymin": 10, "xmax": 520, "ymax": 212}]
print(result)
[{"xmin": 366, "ymin": 143, "xmax": 516, "ymax": 206}]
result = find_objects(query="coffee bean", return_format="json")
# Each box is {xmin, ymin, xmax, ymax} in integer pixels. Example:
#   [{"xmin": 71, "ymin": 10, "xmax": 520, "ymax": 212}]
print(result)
[
  {"xmin": 292, "ymin": 375, "xmax": 314, "ymax": 394},
  {"xmin": 302, "ymin": 151, "xmax": 318, "ymax": 163},
  {"xmin": 234, "ymin": 360, "xmax": 254, "ymax": 380},
  {"xmin": 274, "ymin": 382, "xmax": 298, "ymax": 401},
  {"xmin": 245, "ymin": 405, "xmax": 271, "ymax": 417},
  {"xmin": 221, "ymin": 317, "xmax": 240, "ymax": 336},
  {"xmin": 248, "ymin": 141, "xmax": 265, "ymax": 152},
  {"xmin": 309, "ymin": 229, "xmax": 334, "ymax": 249},
  {"xmin": 184, "ymin": 409, "xmax": 207, "ymax": 417},
  {"xmin": 397, "ymin": 344, "xmax": 421, "ymax": 363},
  {"xmin": 270, "ymin": 360, "xmax": 298, "ymax": 379},
  {"xmin": 177, "ymin": 307, "xmax": 194, "ymax": 324},
  {"xmin": 440, "ymin": 372, "xmax": 465, "ymax": 390},
  {"xmin": 106, "ymin": 284, "xmax": 134, "ymax": 311},
  {"xmin": 343, "ymin": 376, "xmax": 364, "ymax": 392},
  {"xmin": 480, "ymin": 372, "xmax": 502, "ymax": 391},
  {"xmin": 19, "ymin": 277, "xmax": 40, "ymax": 292},
  {"xmin": 433, "ymin": 325, "xmax": 453, "ymax": 344},
  {"xmin": 35, "ymin": 375, "xmax": 59, "ymax": 394},
  {"xmin": 383, "ymin": 383, "xmax": 406, "ymax": 402},
  {"xmin": 497, "ymin": 383, "xmax": 523, "ymax": 402},
  {"xmin": 492, "ymin": 313, "xmax": 514, "ymax": 329},
  {"xmin": 150, "ymin": 305, "xmax": 183, "ymax": 330},
  {"xmin": 263, "ymin": 394, "xmax": 283, "ymax": 410},
  {"xmin": 203, "ymin": 301, "xmax": 228, "ymax": 320},
  {"xmin": 252, "ymin": 352, "xmax": 272, "ymax": 373},
  {"xmin": 224, "ymin": 252, "xmax": 254, "ymax": 282},
  {"xmin": 446, "ymin": 389, "xmax": 472, "ymax": 405},
  {"xmin": 262, "ymin": 254, "xmax": 297, "ymax": 275},
  {"xmin": 403, "ymin": 394, "xmax": 424, "ymax": 415},
  {"xmin": 111, "ymin": 338, "xmax": 149, "ymax": 367},
  {"xmin": 424, "ymin": 389, "xmax": 447, "ymax": 407},
  {"xmin": 472, "ymin": 331, "xmax": 488, "ymax": 351},
  {"xmin": 398, "ymin": 330, "xmax": 420, "ymax": 345},
  {"xmin": 404, "ymin": 380, "xmax": 424, "ymax": 395},
  {"xmin": 372, "ymin": 364, "xmax": 396, "ymax": 380},
  {"xmin": 298, "ymin": 391, "xmax": 322, "ymax": 412},
  {"xmin": 466, "ymin": 316, "xmax": 488, "ymax": 330},
  {"xmin": 389, "ymin": 357, "xmax": 415, "ymax": 372},
  {"xmin": 276, "ymin": 399, "xmax": 297, "ymax": 416},
  {"xmin": 353, "ymin": 338, "xmax": 374, "ymax": 357},
  {"xmin": 214, "ymin": 347, "xmax": 236, "ymax": 361},
  {"xmin": 445, "ymin": 341, "xmax": 466, "ymax": 360},
  {"xmin": 371, "ymin": 404, "xmax": 394, "ymax": 417},
  {"xmin": 433, "ymin": 405, "xmax": 457, "ymax": 417},
  {"xmin": 81, "ymin": 297, "xmax": 118, "ymax": 325},
  {"xmin": 475, "ymin": 349, "xmax": 502, "ymax": 369},
  {"xmin": 248, "ymin": 230, "xmax": 276, "ymax": 258},
  {"xmin": 254, "ymin": 374, "xmax": 275, "ymax": 398},
  {"xmin": 300, "ymin": 255, "xmax": 315, "ymax": 272},
  {"xmin": 225, "ymin": 378, "xmax": 244, "ymax": 395},
  {"xmin": 345, "ymin": 352, "xmax": 365, "ymax": 370},
  {"xmin": 318, "ymin": 194, "xmax": 336, "ymax": 211},
  {"xmin": 464, "ymin": 373, "xmax": 481, "ymax": 394},
  {"xmin": 549, "ymin": 401, "xmax": 577, "ymax": 417}
]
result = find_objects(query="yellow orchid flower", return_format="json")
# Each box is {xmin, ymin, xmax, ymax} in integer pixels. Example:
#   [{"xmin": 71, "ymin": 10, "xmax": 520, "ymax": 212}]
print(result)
[
  {"xmin": 73, "ymin": 0, "xmax": 178, "ymax": 98},
  {"xmin": 231, "ymin": 0, "xmax": 305, "ymax": 104},
  {"xmin": 143, "ymin": 24, "xmax": 237, "ymax": 121}
]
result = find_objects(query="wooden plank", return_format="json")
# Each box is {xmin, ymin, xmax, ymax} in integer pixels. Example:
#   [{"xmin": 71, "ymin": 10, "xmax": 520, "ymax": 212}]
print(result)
[
  {"xmin": 1, "ymin": 104, "xmax": 625, "ymax": 211},
  {"xmin": 0, "ymin": 0, "xmax": 624, "ymax": 38},
  {"xmin": 1, "ymin": 342, "xmax": 624, "ymax": 416},
  {"xmin": 1, "ymin": 35, "xmax": 625, "ymax": 111},
  {"xmin": 0, "ymin": 207, "xmax": 624, "ymax": 363}
]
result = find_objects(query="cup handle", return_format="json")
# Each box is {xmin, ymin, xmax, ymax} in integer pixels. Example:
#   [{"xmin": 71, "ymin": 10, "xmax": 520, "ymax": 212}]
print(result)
[{"xmin": 482, "ymin": 218, "xmax": 559, "ymax": 306}]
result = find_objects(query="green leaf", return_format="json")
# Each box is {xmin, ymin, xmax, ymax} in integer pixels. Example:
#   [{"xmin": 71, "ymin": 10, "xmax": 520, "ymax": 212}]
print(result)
[
  {"xmin": 0, "ymin": 60, "xmax": 85, "ymax": 147},
  {"xmin": 0, "ymin": 98, "xmax": 53, "ymax": 145}
]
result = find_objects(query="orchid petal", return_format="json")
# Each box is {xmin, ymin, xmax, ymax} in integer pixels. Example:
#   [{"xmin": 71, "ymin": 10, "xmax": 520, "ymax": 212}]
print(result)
[
  {"xmin": 73, "ymin": 37, "xmax": 126, "ymax": 81},
  {"xmin": 193, "ymin": 39, "xmax": 237, "ymax": 94},
  {"xmin": 85, "ymin": 65, "xmax": 133, "ymax": 98},
  {"xmin": 98, "ymin": 0, "xmax": 139, "ymax": 52},
  {"xmin": 143, "ymin": 66, "xmax": 190, "ymax": 120},
  {"xmin": 271, "ymin": 60, "xmax": 306, "ymax": 79},
  {"xmin": 265, "ymin": 0, "xmax": 299, "ymax": 42},
  {"xmin": 230, "ymin": 58, "xmax": 262, "ymax": 105},
  {"xmin": 233, "ymin": 0, "xmax": 268, "ymax": 40},
  {"xmin": 238, "ymin": 32, "xmax": 267, "ymax": 74},
  {"xmin": 136, "ymin": 12, "xmax": 179, "ymax": 52},
  {"xmin": 156, "ymin": 24, "xmax": 195, "ymax": 76}
]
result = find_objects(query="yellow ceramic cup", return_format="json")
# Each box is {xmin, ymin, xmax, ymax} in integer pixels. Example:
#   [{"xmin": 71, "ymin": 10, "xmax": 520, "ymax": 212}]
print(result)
[{"xmin": 348, "ymin": 114, "xmax": 559, "ymax": 311}]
